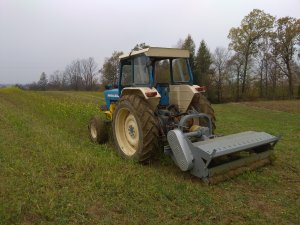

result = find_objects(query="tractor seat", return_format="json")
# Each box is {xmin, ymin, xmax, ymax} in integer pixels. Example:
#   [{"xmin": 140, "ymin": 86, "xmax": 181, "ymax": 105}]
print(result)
[{"xmin": 156, "ymin": 83, "xmax": 169, "ymax": 106}]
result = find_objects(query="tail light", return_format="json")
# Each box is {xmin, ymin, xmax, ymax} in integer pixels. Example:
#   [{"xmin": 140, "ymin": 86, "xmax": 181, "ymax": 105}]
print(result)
[
  {"xmin": 195, "ymin": 86, "xmax": 207, "ymax": 92},
  {"xmin": 145, "ymin": 91, "xmax": 157, "ymax": 97}
]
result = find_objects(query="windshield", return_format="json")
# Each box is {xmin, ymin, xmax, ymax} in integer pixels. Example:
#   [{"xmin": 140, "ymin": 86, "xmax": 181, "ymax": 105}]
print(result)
[{"xmin": 172, "ymin": 58, "xmax": 190, "ymax": 82}]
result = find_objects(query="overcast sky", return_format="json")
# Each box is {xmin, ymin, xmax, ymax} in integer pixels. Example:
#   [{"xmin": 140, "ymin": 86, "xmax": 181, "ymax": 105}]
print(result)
[{"xmin": 0, "ymin": 0, "xmax": 299, "ymax": 84}]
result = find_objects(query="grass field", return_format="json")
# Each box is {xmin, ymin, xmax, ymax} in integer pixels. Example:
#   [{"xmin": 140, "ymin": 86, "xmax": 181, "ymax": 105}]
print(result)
[{"xmin": 0, "ymin": 87, "xmax": 299, "ymax": 225}]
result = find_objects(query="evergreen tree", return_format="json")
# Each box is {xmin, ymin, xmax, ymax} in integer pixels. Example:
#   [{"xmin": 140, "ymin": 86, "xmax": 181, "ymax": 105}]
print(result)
[
  {"xmin": 181, "ymin": 34, "xmax": 196, "ymax": 78},
  {"xmin": 38, "ymin": 72, "xmax": 48, "ymax": 91},
  {"xmin": 195, "ymin": 40, "xmax": 212, "ymax": 86}
]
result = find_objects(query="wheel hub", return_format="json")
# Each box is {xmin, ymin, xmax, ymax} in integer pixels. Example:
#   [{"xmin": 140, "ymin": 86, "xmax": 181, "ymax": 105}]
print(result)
[
  {"xmin": 124, "ymin": 114, "xmax": 139, "ymax": 148},
  {"xmin": 115, "ymin": 108, "xmax": 140, "ymax": 156},
  {"xmin": 128, "ymin": 125, "xmax": 135, "ymax": 138},
  {"xmin": 90, "ymin": 124, "xmax": 97, "ymax": 139}
]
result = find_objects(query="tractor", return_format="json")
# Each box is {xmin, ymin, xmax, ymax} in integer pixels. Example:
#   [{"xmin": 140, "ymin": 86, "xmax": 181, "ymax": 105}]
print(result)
[{"xmin": 89, "ymin": 47, "xmax": 279, "ymax": 183}]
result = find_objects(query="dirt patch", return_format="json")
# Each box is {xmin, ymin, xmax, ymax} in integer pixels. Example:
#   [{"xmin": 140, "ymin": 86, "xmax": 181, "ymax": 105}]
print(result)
[
  {"xmin": 86, "ymin": 202, "xmax": 108, "ymax": 221},
  {"xmin": 241, "ymin": 100, "xmax": 300, "ymax": 113},
  {"xmin": 21, "ymin": 212, "xmax": 41, "ymax": 225}
]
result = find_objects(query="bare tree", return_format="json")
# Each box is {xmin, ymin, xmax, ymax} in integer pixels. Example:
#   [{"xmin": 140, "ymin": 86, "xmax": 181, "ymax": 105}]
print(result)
[
  {"xmin": 296, "ymin": 54, "xmax": 300, "ymax": 97},
  {"xmin": 211, "ymin": 47, "xmax": 231, "ymax": 102},
  {"xmin": 100, "ymin": 51, "xmax": 123, "ymax": 86},
  {"xmin": 228, "ymin": 53, "xmax": 244, "ymax": 101},
  {"xmin": 228, "ymin": 9, "xmax": 275, "ymax": 97},
  {"xmin": 82, "ymin": 57, "xmax": 98, "ymax": 90},
  {"xmin": 272, "ymin": 16, "xmax": 300, "ymax": 97},
  {"xmin": 132, "ymin": 43, "xmax": 150, "ymax": 51},
  {"xmin": 255, "ymin": 37, "xmax": 273, "ymax": 98},
  {"xmin": 48, "ymin": 70, "xmax": 63, "ymax": 90},
  {"xmin": 64, "ymin": 60, "xmax": 83, "ymax": 90}
]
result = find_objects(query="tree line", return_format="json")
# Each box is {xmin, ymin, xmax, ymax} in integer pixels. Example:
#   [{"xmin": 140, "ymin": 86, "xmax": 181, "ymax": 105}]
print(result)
[
  {"xmin": 100, "ymin": 9, "xmax": 300, "ymax": 102},
  {"xmin": 25, "ymin": 9, "xmax": 300, "ymax": 102},
  {"xmin": 183, "ymin": 9, "xmax": 300, "ymax": 102},
  {"xmin": 23, "ymin": 43, "xmax": 148, "ymax": 91},
  {"xmin": 24, "ymin": 57, "xmax": 99, "ymax": 91}
]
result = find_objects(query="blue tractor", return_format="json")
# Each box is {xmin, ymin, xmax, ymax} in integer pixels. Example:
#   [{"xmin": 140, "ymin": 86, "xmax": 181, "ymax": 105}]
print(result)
[{"xmin": 89, "ymin": 47, "xmax": 279, "ymax": 183}]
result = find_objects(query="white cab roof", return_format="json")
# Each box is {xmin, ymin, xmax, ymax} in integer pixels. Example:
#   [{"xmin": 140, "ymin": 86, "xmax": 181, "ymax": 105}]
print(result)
[{"xmin": 119, "ymin": 47, "xmax": 189, "ymax": 59}]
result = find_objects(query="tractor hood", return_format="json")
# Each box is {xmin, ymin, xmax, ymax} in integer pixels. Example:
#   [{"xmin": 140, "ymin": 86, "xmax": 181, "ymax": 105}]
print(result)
[{"xmin": 104, "ymin": 88, "xmax": 119, "ymax": 108}]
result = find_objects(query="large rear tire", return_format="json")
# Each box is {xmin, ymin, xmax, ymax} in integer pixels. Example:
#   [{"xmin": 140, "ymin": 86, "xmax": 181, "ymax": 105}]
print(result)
[
  {"xmin": 112, "ymin": 95, "xmax": 159, "ymax": 162},
  {"xmin": 88, "ymin": 116, "xmax": 108, "ymax": 144},
  {"xmin": 190, "ymin": 93, "xmax": 216, "ymax": 133}
]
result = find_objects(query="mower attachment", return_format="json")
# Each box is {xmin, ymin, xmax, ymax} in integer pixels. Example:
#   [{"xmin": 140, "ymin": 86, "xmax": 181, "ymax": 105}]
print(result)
[{"xmin": 167, "ymin": 114, "xmax": 280, "ymax": 183}]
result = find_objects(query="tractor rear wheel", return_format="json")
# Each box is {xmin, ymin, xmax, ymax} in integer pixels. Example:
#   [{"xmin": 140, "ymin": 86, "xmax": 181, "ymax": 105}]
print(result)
[
  {"xmin": 88, "ymin": 116, "xmax": 108, "ymax": 144},
  {"xmin": 190, "ymin": 93, "xmax": 216, "ymax": 133},
  {"xmin": 112, "ymin": 95, "xmax": 159, "ymax": 162}
]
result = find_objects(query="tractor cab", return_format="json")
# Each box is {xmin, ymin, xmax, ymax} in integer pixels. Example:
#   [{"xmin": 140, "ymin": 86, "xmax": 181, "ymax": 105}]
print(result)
[
  {"xmin": 103, "ymin": 47, "xmax": 205, "ymax": 121},
  {"xmin": 118, "ymin": 47, "xmax": 194, "ymax": 106},
  {"xmin": 119, "ymin": 47, "xmax": 192, "ymax": 85}
]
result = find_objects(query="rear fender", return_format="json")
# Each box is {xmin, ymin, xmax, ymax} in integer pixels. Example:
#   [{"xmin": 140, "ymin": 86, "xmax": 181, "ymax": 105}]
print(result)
[
  {"xmin": 121, "ymin": 87, "xmax": 161, "ymax": 111},
  {"xmin": 169, "ymin": 85, "xmax": 201, "ymax": 112}
]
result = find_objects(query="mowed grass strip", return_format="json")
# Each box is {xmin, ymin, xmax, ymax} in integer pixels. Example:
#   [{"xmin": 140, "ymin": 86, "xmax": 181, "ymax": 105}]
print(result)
[{"xmin": 0, "ymin": 88, "xmax": 299, "ymax": 224}]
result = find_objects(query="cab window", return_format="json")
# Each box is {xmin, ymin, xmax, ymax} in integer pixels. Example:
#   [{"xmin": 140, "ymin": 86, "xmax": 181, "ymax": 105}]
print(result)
[
  {"xmin": 121, "ymin": 60, "xmax": 132, "ymax": 86},
  {"xmin": 154, "ymin": 59, "xmax": 170, "ymax": 84},
  {"xmin": 133, "ymin": 56, "xmax": 150, "ymax": 85},
  {"xmin": 172, "ymin": 58, "xmax": 190, "ymax": 82}
]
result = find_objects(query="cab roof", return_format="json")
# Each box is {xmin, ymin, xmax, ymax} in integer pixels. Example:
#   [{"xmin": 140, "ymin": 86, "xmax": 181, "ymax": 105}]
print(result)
[{"xmin": 119, "ymin": 47, "xmax": 189, "ymax": 60}]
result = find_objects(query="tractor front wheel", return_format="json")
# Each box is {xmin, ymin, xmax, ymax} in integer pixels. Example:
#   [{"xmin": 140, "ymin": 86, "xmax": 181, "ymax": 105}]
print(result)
[
  {"xmin": 88, "ymin": 116, "xmax": 108, "ymax": 144},
  {"xmin": 112, "ymin": 95, "xmax": 159, "ymax": 162}
]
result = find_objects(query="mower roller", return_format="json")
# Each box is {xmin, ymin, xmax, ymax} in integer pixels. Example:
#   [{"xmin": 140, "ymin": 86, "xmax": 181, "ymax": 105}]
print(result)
[{"xmin": 89, "ymin": 47, "xmax": 280, "ymax": 183}]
